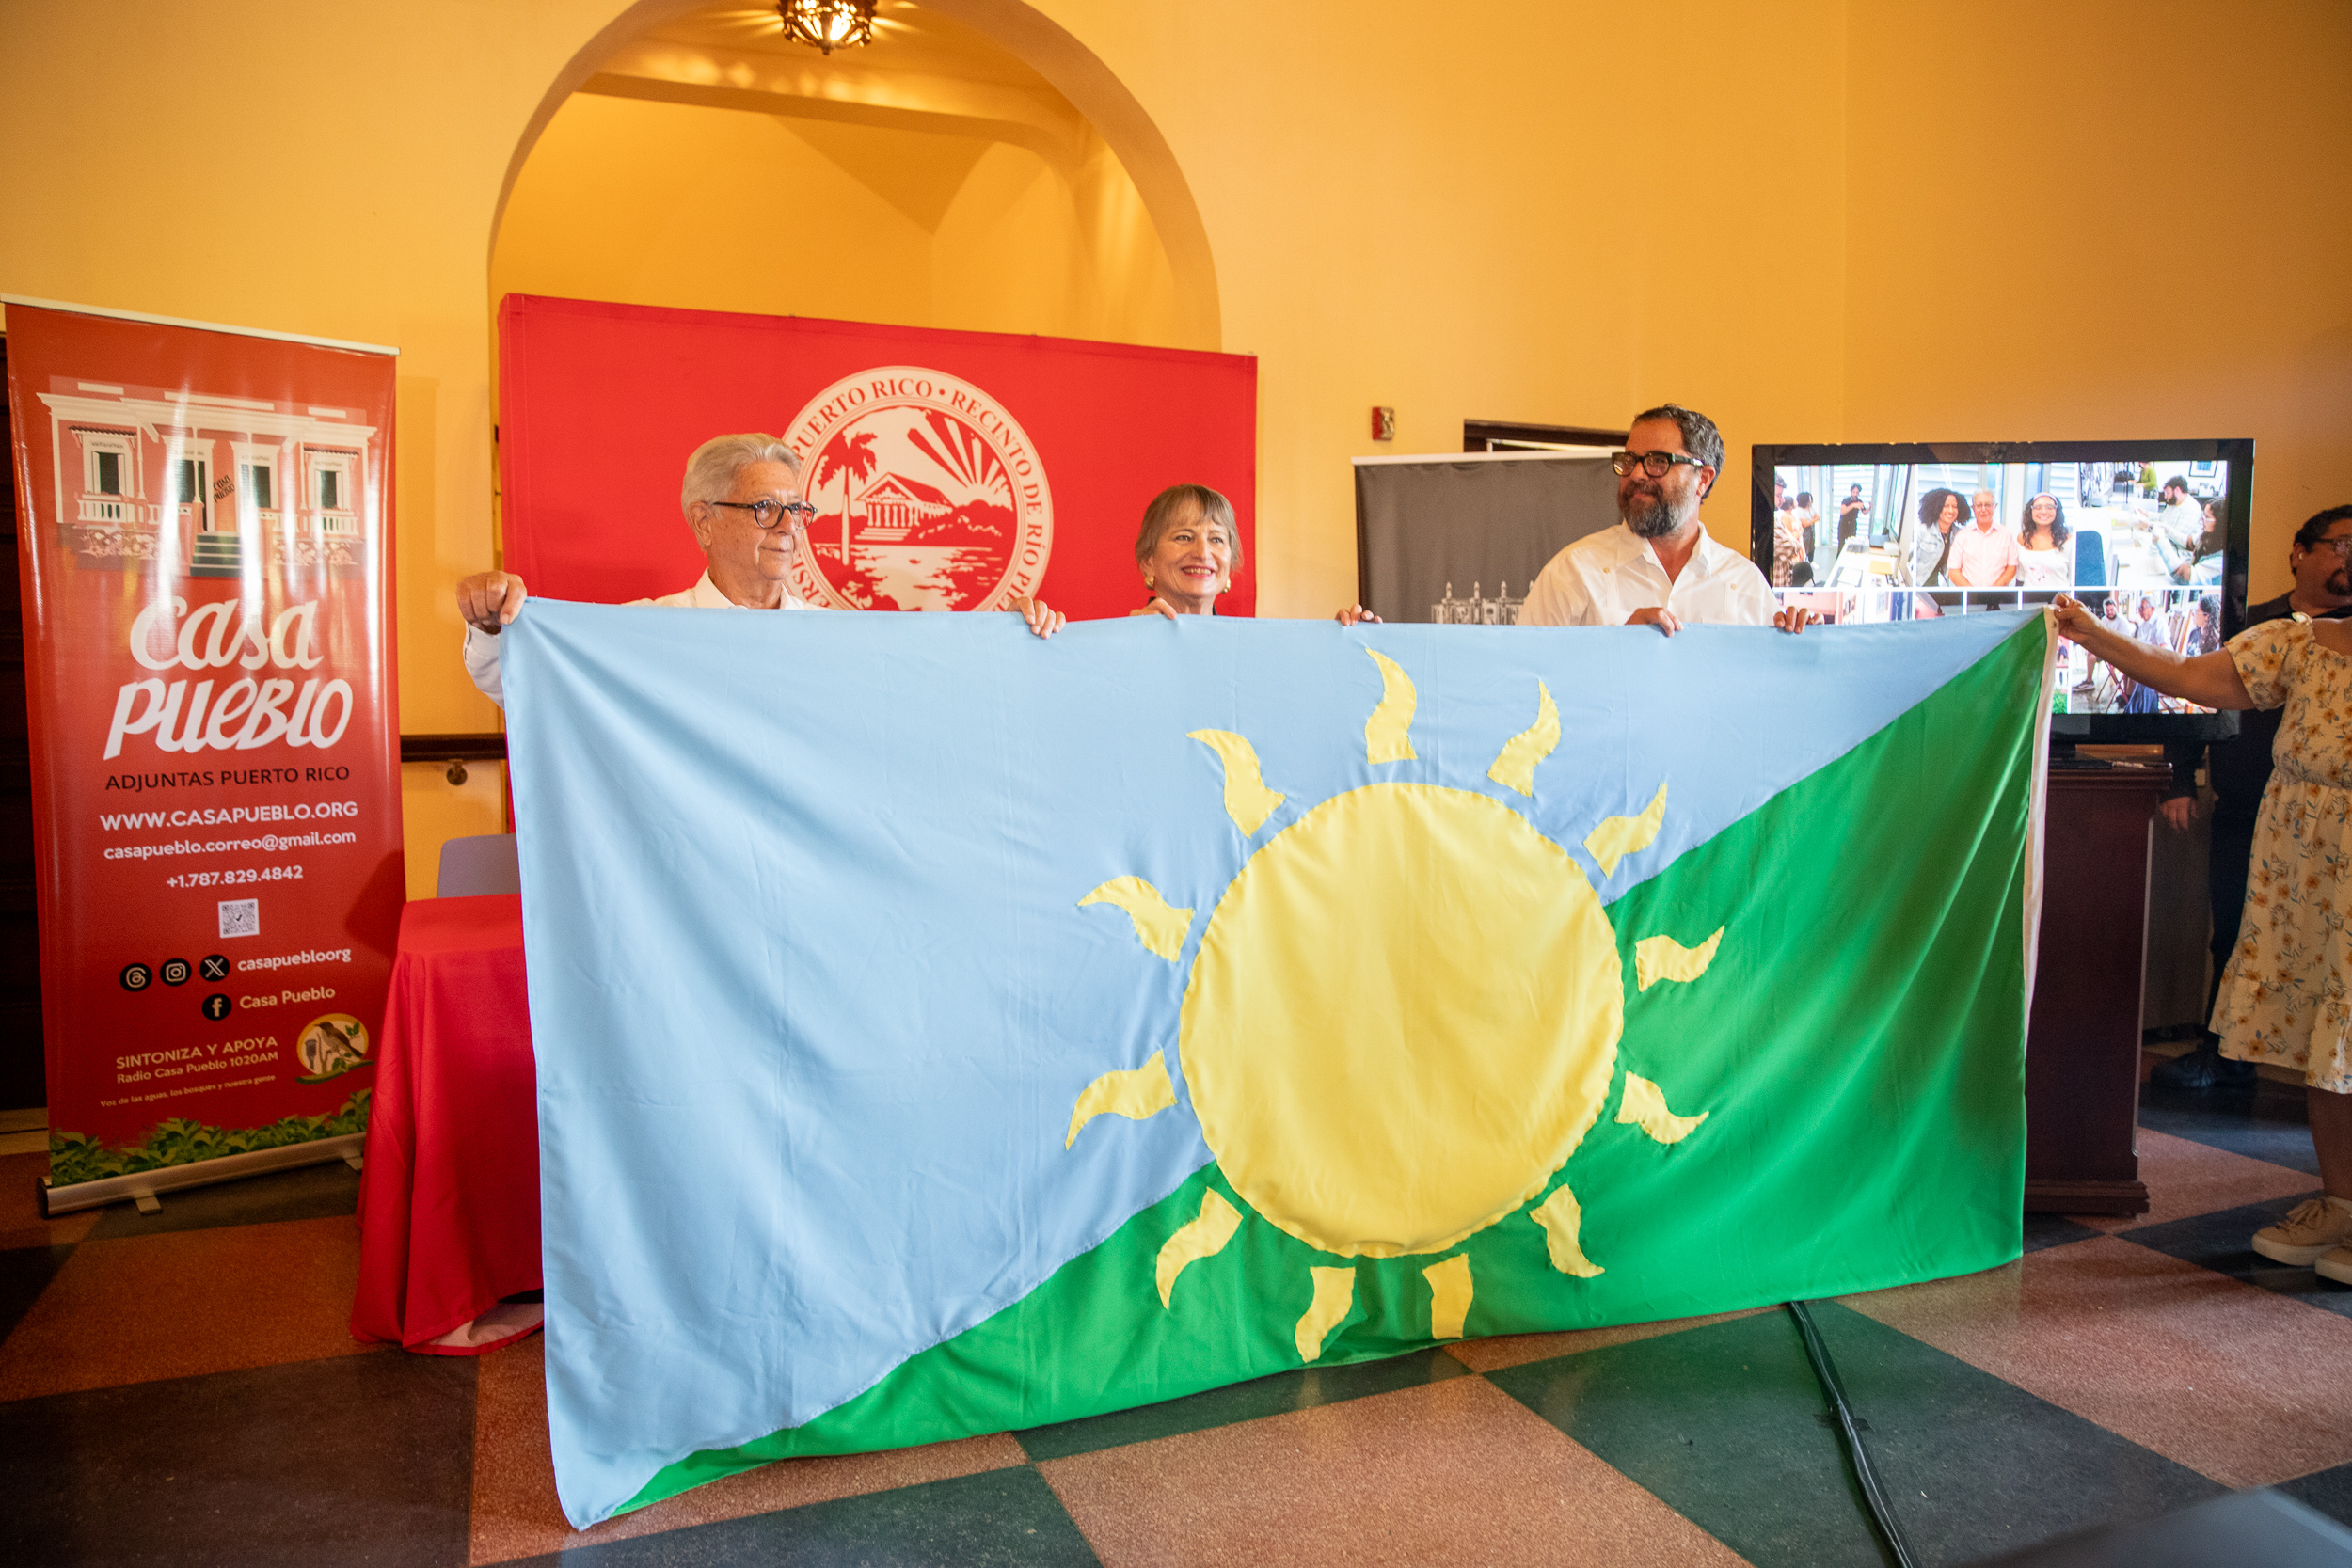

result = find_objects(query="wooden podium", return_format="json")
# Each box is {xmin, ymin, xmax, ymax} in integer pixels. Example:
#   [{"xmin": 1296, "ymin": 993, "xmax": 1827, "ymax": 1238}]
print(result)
[{"xmin": 2024, "ymin": 765, "xmax": 2168, "ymax": 1214}]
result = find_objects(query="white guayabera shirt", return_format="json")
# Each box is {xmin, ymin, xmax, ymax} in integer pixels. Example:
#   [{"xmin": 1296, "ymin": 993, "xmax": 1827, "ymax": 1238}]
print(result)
[
  {"xmin": 1517, "ymin": 522, "xmax": 1778, "ymax": 629},
  {"xmin": 461, "ymin": 571, "xmax": 817, "ymax": 708}
]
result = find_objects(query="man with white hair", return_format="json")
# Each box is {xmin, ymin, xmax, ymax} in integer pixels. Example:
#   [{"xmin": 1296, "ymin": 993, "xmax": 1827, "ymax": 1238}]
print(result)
[
  {"xmin": 1945, "ymin": 489, "xmax": 2019, "ymax": 589},
  {"xmin": 455, "ymin": 433, "xmax": 1062, "ymax": 705}
]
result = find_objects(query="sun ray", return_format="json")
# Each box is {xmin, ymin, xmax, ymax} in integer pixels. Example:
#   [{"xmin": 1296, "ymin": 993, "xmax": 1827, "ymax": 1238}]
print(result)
[
  {"xmin": 1633, "ymin": 927, "xmax": 1724, "ymax": 991},
  {"xmin": 1423, "ymin": 1254, "xmax": 1473, "ymax": 1339},
  {"xmin": 1528, "ymin": 1183, "xmax": 1605, "ymax": 1277},
  {"xmin": 1078, "ymin": 876, "xmax": 1193, "ymax": 960},
  {"xmin": 1618, "ymin": 1072, "xmax": 1708, "ymax": 1144},
  {"xmin": 1064, "ymin": 1052, "xmax": 1178, "ymax": 1148},
  {"xmin": 1072, "ymin": 646, "xmax": 1705, "ymax": 1347},
  {"xmin": 1363, "ymin": 649, "xmax": 1418, "ymax": 764},
  {"xmin": 1186, "ymin": 730, "xmax": 1286, "ymax": 834},
  {"xmin": 1486, "ymin": 681, "xmax": 1559, "ymax": 797},
  {"xmin": 1155, "ymin": 1189, "xmax": 1242, "ymax": 1307},
  {"xmin": 1295, "ymin": 1265, "xmax": 1357, "ymax": 1361},
  {"xmin": 1583, "ymin": 780, "xmax": 1669, "ymax": 876}
]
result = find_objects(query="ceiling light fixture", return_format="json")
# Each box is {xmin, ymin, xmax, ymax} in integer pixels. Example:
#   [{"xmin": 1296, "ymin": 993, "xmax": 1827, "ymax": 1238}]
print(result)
[{"xmin": 777, "ymin": 0, "xmax": 877, "ymax": 55}]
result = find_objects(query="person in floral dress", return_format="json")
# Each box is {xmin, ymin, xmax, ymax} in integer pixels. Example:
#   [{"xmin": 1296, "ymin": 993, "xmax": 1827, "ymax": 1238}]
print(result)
[{"xmin": 2056, "ymin": 540, "xmax": 2352, "ymax": 1286}]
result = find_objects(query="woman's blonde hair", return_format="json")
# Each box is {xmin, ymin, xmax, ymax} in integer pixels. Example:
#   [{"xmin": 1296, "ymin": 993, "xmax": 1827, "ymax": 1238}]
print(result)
[{"xmin": 1134, "ymin": 484, "xmax": 1241, "ymax": 573}]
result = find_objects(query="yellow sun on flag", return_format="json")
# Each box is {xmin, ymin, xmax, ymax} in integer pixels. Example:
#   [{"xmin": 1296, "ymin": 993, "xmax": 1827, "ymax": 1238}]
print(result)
[{"xmin": 1068, "ymin": 649, "xmax": 1723, "ymax": 1361}]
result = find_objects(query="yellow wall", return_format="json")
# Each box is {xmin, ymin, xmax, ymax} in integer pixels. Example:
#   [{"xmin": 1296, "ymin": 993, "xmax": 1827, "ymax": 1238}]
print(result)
[
  {"xmin": 4, "ymin": 0, "xmax": 2349, "ymax": 885},
  {"xmin": 491, "ymin": 92, "xmax": 1182, "ymax": 345},
  {"xmin": 399, "ymin": 762, "xmax": 510, "ymax": 900},
  {"xmin": 0, "ymin": 0, "xmax": 628, "ymax": 735},
  {"xmin": 1843, "ymin": 0, "xmax": 2352, "ymax": 602},
  {"xmin": 1060, "ymin": 0, "xmax": 1851, "ymax": 601}
]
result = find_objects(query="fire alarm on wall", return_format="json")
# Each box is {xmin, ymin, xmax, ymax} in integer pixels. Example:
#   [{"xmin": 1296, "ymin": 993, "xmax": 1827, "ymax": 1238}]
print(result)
[{"xmin": 1372, "ymin": 406, "xmax": 1396, "ymax": 441}]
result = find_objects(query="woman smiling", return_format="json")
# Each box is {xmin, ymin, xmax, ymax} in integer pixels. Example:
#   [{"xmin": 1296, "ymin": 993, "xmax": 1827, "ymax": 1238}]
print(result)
[
  {"xmin": 1129, "ymin": 484, "xmax": 1376, "ymax": 625},
  {"xmin": 2016, "ymin": 492, "xmax": 2074, "ymax": 590}
]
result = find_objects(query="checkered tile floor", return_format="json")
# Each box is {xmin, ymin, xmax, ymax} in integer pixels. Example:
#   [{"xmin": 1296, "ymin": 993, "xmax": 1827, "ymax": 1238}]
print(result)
[{"xmin": 3, "ymin": 1071, "xmax": 2348, "ymax": 1566}]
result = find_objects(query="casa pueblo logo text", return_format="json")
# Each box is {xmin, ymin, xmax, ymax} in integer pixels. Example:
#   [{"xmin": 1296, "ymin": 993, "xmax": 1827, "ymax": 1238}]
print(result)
[
  {"xmin": 102, "ymin": 596, "xmax": 356, "ymax": 761},
  {"xmin": 783, "ymin": 367, "xmax": 1053, "ymax": 613}
]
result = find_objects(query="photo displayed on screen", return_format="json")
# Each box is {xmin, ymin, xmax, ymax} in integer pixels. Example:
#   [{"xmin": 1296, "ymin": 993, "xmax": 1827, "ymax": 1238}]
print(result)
[{"xmin": 1764, "ymin": 458, "xmax": 2231, "ymax": 714}]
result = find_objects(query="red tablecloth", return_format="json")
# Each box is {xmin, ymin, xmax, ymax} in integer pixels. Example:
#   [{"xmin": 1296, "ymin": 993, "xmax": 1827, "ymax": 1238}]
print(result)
[{"xmin": 351, "ymin": 894, "xmax": 542, "ymax": 1354}]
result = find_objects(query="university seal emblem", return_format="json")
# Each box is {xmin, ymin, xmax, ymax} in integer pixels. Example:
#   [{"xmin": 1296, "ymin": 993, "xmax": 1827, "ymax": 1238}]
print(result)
[{"xmin": 782, "ymin": 367, "xmax": 1053, "ymax": 611}]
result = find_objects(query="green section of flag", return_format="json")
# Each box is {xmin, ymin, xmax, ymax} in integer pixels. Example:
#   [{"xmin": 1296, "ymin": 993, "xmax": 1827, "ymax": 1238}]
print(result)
[{"xmin": 621, "ymin": 617, "xmax": 2046, "ymax": 1515}]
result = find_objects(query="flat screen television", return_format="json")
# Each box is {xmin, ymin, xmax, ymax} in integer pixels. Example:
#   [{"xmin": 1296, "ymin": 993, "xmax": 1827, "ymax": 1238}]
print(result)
[{"xmin": 1751, "ymin": 439, "xmax": 2252, "ymax": 744}]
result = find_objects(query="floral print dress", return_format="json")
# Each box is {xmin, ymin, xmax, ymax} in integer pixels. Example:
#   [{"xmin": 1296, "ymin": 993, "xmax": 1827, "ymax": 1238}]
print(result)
[{"xmin": 2214, "ymin": 617, "xmax": 2352, "ymax": 1093}]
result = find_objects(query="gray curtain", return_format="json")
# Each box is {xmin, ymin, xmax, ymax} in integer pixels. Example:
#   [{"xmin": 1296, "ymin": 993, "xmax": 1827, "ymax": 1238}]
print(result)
[{"xmin": 1354, "ymin": 456, "xmax": 1619, "ymax": 624}]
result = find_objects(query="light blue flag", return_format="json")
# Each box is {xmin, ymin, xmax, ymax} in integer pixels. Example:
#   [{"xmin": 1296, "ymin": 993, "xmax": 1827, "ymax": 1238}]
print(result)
[{"xmin": 503, "ymin": 604, "xmax": 2050, "ymax": 1528}]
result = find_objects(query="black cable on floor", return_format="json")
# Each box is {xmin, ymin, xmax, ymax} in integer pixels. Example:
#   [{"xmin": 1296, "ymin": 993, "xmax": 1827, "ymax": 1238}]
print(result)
[{"xmin": 1787, "ymin": 1301, "xmax": 1920, "ymax": 1568}]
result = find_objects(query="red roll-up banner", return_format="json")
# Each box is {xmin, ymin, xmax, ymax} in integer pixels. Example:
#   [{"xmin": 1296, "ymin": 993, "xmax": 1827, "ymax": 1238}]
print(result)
[
  {"xmin": 4, "ymin": 300, "xmax": 402, "ymax": 1208},
  {"xmin": 498, "ymin": 295, "xmax": 1258, "ymax": 619}
]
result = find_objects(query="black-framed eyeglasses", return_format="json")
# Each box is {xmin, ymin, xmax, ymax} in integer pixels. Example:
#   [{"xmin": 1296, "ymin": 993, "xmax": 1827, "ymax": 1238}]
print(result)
[
  {"xmin": 2310, "ymin": 535, "xmax": 2352, "ymax": 558},
  {"xmin": 709, "ymin": 499, "xmax": 818, "ymax": 531},
  {"xmin": 1610, "ymin": 451, "xmax": 1708, "ymax": 479}
]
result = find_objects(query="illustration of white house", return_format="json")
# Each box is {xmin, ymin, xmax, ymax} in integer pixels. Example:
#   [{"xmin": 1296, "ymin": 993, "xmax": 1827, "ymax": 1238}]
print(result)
[
  {"xmin": 854, "ymin": 472, "xmax": 952, "ymax": 542},
  {"xmin": 35, "ymin": 381, "xmax": 375, "ymax": 578}
]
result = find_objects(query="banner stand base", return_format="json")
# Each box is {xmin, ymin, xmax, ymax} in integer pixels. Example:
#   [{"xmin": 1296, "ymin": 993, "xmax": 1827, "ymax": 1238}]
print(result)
[{"xmin": 39, "ymin": 1133, "xmax": 366, "ymax": 1217}]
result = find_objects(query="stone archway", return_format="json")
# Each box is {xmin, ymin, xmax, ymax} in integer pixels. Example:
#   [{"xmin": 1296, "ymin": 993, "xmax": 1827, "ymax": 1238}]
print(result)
[{"xmin": 490, "ymin": 0, "xmax": 1220, "ymax": 350}]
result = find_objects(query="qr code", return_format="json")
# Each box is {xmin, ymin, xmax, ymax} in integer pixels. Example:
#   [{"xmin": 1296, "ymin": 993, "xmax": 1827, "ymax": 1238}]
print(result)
[{"xmin": 217, "ymin": 899, "xmax": 260, "ymax": 939}]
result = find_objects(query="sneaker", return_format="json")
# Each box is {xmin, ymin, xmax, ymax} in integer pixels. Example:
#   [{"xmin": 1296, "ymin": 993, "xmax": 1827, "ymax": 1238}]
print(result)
[
  {"xmin": 2252, "ymin": 1196, "xmax": 2352, "ymax": 1266},
  {"xmin": 2320, "ymin": 1245, "xmax": 2352, "ymax": 1287}
]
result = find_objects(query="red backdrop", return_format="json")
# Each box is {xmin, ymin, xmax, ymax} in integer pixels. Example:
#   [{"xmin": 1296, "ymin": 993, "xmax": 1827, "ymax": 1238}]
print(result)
[{"xmin": 497, "ymin": 295, "xmax": 1257, "ymax": 620}]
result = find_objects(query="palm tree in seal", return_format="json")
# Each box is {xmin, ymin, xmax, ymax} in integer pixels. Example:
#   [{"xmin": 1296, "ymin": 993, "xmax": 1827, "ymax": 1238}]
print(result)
[{"xmin": 814, "ymin": 431, "xmax": 880, "ymax": 569}]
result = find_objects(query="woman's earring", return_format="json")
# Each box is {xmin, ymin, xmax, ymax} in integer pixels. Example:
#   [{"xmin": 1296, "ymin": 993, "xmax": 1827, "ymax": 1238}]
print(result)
[{"xmin": 1146, "ymin": 574, "xmax": 1156, "ymax": 588}]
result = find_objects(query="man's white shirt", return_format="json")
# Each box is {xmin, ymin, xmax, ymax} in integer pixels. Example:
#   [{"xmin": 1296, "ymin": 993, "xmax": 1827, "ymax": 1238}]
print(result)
[
  {"xmin": 1517, "ymin": 522, "xmax": 1778, "ymax": 628},
  {"xmin": 2156, "ymin": 499, "xmax": 2203, "ymax": 549},
  {"xmin": 461, "ymin": 570, "xmax": 816, "ymax": 707}
]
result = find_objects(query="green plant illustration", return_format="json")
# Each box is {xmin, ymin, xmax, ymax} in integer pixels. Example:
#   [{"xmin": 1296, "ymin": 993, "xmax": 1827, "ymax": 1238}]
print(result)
[{"xmin": 48, "ymin": 1089, "xmax": 372, "ymax": 1187}]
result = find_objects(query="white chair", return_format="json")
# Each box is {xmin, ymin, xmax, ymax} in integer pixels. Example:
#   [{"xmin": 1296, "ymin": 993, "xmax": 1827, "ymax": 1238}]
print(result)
[{"xmin": 436, "ymin": 833, "xmax": 520, "ymax": 898}]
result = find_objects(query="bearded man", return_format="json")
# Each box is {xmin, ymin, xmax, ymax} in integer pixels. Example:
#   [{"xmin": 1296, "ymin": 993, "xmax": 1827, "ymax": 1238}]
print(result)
[{"xmin": 1518, "ymin": 403, "xmax": 1809, "ymax": 635}]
